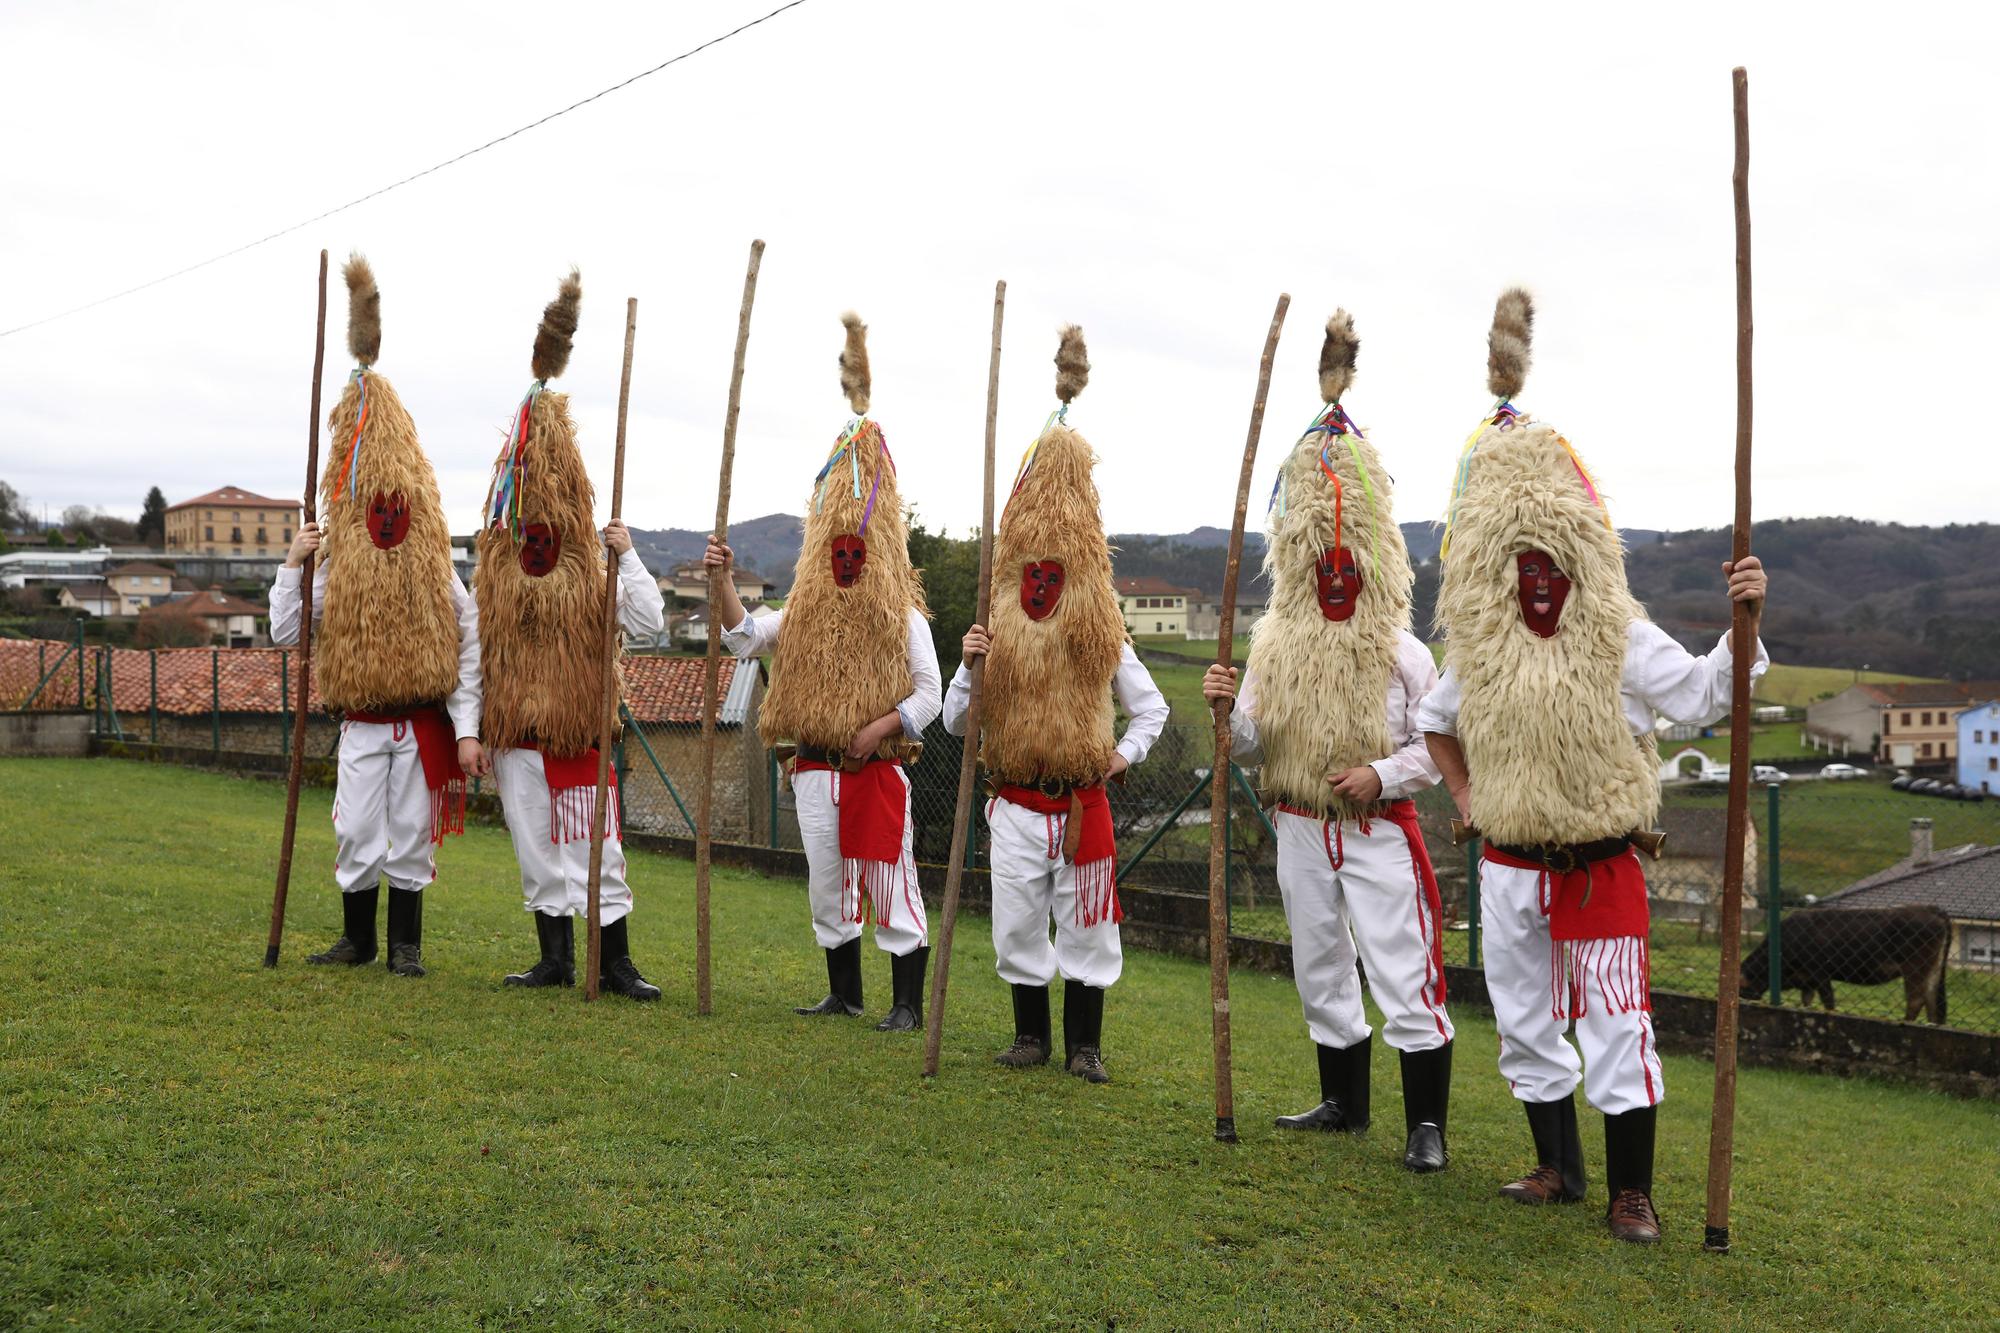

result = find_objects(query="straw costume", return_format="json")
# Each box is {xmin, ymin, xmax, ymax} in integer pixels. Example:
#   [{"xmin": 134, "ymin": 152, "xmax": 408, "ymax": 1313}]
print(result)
[
  {"xmin": 269, "ymin": 253, "xmax": 483, "ymax": 978},
  {"xmin": 1416, "ymin": 289, "xmax": 1768, "ymax": 1242},
  {"xmin": 722, "ymin": 312, "xmax": 942, "ymax": 1030},
  {"xmin": 477, "ymin": 270, "xmax": 666, "ymax": 1001},
  {"xmin": 1213, "ymin": 311, "xmax": 1453, "ymax": 1169},
  {"xmin": 944, "ymin": 326, "xmax": 1169, "ymax": 1084}
]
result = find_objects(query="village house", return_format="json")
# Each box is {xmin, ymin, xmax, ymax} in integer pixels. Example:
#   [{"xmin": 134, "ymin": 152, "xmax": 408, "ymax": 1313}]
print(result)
[
  {"xmin": 1645, "ymin": 805, "xmax": 1759, "ymax": 930},
  {"xmin": 172, "ymin": 588, "xmax": 269, "ymax": 648},
  {"xmin": 56, "ymin": 580, "xmax": 121, "ymax": 617},
  {"xmin": 1116, "ymin": 576, "xmax": 1198, "ymax": 639},
  {"xmin": 1959, "ymin": 701, "xmax": 2000, "ymax": 797},
  {"xmin": 1821, "ymin": 820, "xmax": 2000, "ymax": 970},
  {"xmin": 1183, "ymin": 591, "xmax": 1268, "ymax": 640},
  {"xmin": 164, "ymin": 486, "xmax": 299, "ymax": 559},
  {"xmin": 1805, "ymin": 681, "xmax": 2000, "ymax": 769},
  {"xmin": 659, "ymin": 560, "xmax": 775, "ymax": 606},
  {"xmin": 103, "ymin": 563, "xmax": 182, "ymax": 616}
]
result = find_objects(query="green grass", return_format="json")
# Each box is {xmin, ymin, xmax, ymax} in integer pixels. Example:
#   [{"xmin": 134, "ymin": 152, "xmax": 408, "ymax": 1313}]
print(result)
[
  {"xmin": 4, "ymin": 758, "xmax": 1999, "ymax": 1328},
  {"xmin": 1752, "ymin": 664, "xmax": 1938, "ymax": 709},
  {"xmin": 1671, "ymin": 724, "xmax": 1820, "ymax": 766}
]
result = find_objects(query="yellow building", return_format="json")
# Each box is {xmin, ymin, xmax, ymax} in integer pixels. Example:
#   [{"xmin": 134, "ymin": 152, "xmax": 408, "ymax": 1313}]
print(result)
[
  {"xmin": 165, "ymin": 486, "xmax": 300, "ymax": 558},
  {"xmin": 1116, "ymin": 576, "xmax": 1194, "ymax": 639}
]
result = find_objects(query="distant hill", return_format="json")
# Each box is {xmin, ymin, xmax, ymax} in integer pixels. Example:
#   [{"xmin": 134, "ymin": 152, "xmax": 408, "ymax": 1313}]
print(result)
[
  {"xmin": 628, "ymin": 513, "xmax": 802, "ymax": 593},
  {"xmin": 638, "ymin": 513, "xmax": 1999, "ymax": 680}
]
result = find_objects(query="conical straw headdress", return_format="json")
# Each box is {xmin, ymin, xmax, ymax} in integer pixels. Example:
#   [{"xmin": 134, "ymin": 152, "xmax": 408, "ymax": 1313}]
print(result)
[
  {"xmin": 1246, "ymin": 310, "xmax": 1414, "ymax": 817},
  {"xmin": 476, "ymin": 269, "xmax": 621, "ymax": 756},
  {"xmin": 760, "ymin": 312, "xmax": 928, "ymax": 753},
  {"xmin": 314, "ymin": 253, "xmax": 462, "ymax": 713},
  {"xmin": 980, "ymin": 325, "xmax": 1126, "ymax": 783},
  {"xmin": 1435, "ymin": 288, "xmax": 1655, "ymax": 844}
]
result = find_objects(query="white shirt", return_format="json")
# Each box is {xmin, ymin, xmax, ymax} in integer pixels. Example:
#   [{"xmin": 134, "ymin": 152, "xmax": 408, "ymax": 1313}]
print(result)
[
  {"xmin": 607, "ymin": 548, "xmax": 668, "ymax": 639},
  {"xmin": 1415, "ymin": 620, "xmax": 1771, "ymax": 738},
  {"xmin": 721, "ymin": 604, "xmax": 942, "ymax": 740},
  {"xmin": 1226, "ymin": 629, "xmax": 1442, "ymax": 802},
  {"xmin": 942, "ymin": 642, "xmax": 1172, "ymax": 769},
  {"xmin": 268, "ymin": 560, "xmax": 483, "ymax": 741}
]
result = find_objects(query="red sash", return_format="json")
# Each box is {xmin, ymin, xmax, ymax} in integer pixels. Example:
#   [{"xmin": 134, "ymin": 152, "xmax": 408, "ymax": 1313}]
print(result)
[
  {"xmin": 997, "ymin": 783, "xmax": 1120, "ymax": 927},
  {"xmin": 346, "ymin": 708, "xmax": 464, "ymax": 844},
  {"xmin": 533, "ymin": 747, "xmax": 621, "ymax": 846},
  {"xmin": 1484, "ymin": 843, "xmax": 1650, "ymax": 941},
  {"xmin": 796, "ymin": 757, "xmax": 907, "ymax": 925}
]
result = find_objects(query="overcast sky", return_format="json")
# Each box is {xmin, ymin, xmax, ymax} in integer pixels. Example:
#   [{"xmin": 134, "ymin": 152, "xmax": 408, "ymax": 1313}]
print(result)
[{"xmin": 4, "ymin": 0, "xmax": 1995, "ymax": 542}]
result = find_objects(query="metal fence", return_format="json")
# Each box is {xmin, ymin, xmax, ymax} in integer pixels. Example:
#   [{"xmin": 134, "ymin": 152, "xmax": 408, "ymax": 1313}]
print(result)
[{"xmin": 9, "ymin": 631, "xmax": 1997, "ymax": 1037}]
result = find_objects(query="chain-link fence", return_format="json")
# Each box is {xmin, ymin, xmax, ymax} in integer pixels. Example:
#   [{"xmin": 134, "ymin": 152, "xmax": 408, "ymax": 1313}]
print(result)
[{"xmin": 8, "ymin": 633, "xmax": 1997, "ymax": 1038}]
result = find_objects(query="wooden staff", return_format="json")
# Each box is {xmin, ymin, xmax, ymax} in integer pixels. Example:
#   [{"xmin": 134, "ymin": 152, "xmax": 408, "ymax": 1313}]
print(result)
[
  {"xmin": 265, "ymin": 248, "xmax": 328, "ymax": 968},
  {"xmin": 1205, "ymin": 293, "xmax": 1289, "ymax": 1142},
  {"xmin": 584, "ymin": 296, "xmax": 640, "ymax": 1002},
  {"xmin": 1705, "ymin": 65, "xmax": 1755, "ymax": 1254},
  {"xmin": 922, "ymin": 279, "xmax": 1005, "ymax": 1078},
  {"xmin": 697, "ymin": 238, "xmax": 766, "ymax": 1016}
]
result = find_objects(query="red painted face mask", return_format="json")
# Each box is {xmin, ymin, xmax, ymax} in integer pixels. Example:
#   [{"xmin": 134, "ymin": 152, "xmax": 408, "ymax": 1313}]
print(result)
[
  {"xmin": 1516, "ymin": 549, "xmax": 1571, "ymax": 638},
  {"xmin": 367, "ymin": 491, "xmax": 410, "ymax": 550},
  {"xmin": 1315, "ymin": 545, "xmax": 1363, "ymax": 622},
  {"xmin": 1020, "ymin": 560, "xmax": 1065, "ymax": 621},
  {"xmin": 830, "ymin": 534, "xmax": 867, "ymax": 588},
  {"xmin": 519, "ymin": 523, "xmax": 561, "ymax": 578}
]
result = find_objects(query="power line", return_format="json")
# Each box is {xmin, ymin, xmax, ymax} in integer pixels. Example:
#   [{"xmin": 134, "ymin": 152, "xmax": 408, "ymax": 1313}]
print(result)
[{"xmin": 0, "ymin": 0, "xmax": 811, "ymax": 341}]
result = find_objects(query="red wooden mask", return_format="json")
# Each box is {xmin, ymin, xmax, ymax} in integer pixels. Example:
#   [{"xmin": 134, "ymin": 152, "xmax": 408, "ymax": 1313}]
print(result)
[
  {"xmin": 1020, "ymin": 560, "xmax": 1065, "ymax": 621},
  {"xmin": 519, "ymin": 522, "xmax": 561, "ymax": 578},
  {"xmin": 1516, "ymin": 549, "xmax": 1570, "ymax": 638},
  {"xmin": 1315, "ymin": 545, "xmax": 1363, "ymax": 623},
  {"xmin": 367, "ymin": 491, "xmax": 410, "ymax": 550},
  {"xmin": 830, "ymin": 533, "xmax": 867, "ymax": 588}
]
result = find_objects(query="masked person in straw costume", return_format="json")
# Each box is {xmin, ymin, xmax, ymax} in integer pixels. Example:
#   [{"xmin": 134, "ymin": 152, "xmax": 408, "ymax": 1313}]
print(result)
[
  {"xmin": 271, "ymin": 254, "xmax": 485, "ymax": 978},
  {"xmin": 705, "ymin": 313, "xmax": 942, "ymax": 1031},
  {"xmin": 1417, "ymin": 289, "xmax": 1768, "ymax": 1244},
  {"xmin": 1201, "ymin": 311, "xmax": 1454, "ymax": 1169},
  {"xmin": 476, "ymin": 271, "xmax": 667, "ymax": 1001},
  {"xmin": 945, "ymin": 326, "xmax": 1170, "ymax": 1084}
]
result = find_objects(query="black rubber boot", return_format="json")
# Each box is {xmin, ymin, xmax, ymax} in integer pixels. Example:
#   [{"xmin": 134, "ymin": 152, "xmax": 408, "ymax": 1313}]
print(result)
[
  {"xmin": 1062, "ymin": 979, "xmax": 1110, "ymax": 1084},
  {"xmin": 307, "ymin": 884, "xmax": 379, "ymax": 965},
  {"xmin": 994, "ymin": 983, "xmax": 1053, "ymax": 1067},
  {"xmin": 1500, "ymin": 1094, "xmax": 1588, "ymax": 1204},
  {"xmin": 600, "ymin": 917, "xmax": 662, "ymax": 1001},
  {"xmin": 1275, "ymin": 1037, "xmax": 1370, "ymax": 1133},
  {"xmin": 796, "ymin": 939, "xmax": 864, "ymax": 1016},
  {"xmin": 504, "ymin": 912, "xmax": 575, "ymax": 988},
  {"xmin": 874, "ymin": 946, "xmax": 929, "ymax": 1031},
  {"xmin": 385, "ymin": 887, "xmax": 426, "ymax": 977},
  {"xmin": 1399, "ymin": 1040, "xmax": 1452, "ymax": 1172},
  {"xmin": 1604, "ymin": 1106, "xmax": 1661, "ymax": 1243}
]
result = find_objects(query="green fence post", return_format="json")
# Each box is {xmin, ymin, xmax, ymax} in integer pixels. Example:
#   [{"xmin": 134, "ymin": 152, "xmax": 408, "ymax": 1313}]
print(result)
[
  {"xmin": 768, "ymin": 748, "xmax": 780, "ymax": 850},
  {"xmin": 614, "ymin": 732, "xmax": 628, "ymax": 835},
  {"xmin": 149, "ymin": 649, "xmax": 159, "ymax": 745},
  {"xmin": 279, "ymin": 651, "xmax": 290, "ymax": 761},
  {"xmin": 1466, "ymin": 841, "xmax": 1482, "ymax": 969},
  {"xmin": 76, "ymin": 621, "xmax": 86, "ymax": 707},
  {"xmin": 211, "ymin": 648, "xmax": 221, "ymax": 758},
  {"xmin": 1767, "ymin": 781, "xmax": 1783, "ymax": 1006}
]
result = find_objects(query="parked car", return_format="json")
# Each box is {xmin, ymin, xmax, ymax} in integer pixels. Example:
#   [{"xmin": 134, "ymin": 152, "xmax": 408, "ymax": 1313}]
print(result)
[
  {"xmin": 1891, "ymin": 774, "xmax": 1913, "ymax": 791},
  {"xmin": 1697, "ymin": 765, "xmax": 1732, "ymax": 786},
  {"xmin": 1752, "ymin": 765, "xmax": 1790, "ymax": 785},
  {"xmin": 1821, "ymin": 763, "xmax": 1867, "ymax": 780}
]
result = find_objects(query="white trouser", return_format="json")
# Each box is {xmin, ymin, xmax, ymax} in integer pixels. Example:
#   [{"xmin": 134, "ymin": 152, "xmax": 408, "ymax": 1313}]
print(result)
[
  {"xmin": 1479, "ymin": 859, "xmax": 1664, "ymax": 1116},
  {"xmin": 986, "ymin": 795, "xmax": 1123, "ymax": 990},
  {"xmin": 1273, "ymin": 809, "xmax": 1453, "ymax": 1053},
  {"xmin": 492, "ymin": 747, "xmax": 633, "ymax": 926},
  {"xmin": 332, "ymin": 718, "xmax": 436, "ymax": 894},
  {"xmin": 793, "ymin": 767, "xmax": 927, "ymax": 956}
]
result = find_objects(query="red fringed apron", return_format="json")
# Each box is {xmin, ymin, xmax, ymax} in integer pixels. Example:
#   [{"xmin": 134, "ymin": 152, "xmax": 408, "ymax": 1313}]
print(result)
[
  {"xmin": 534, "ymin": 747, "xmax": 621, "ymax": 846},
  {"xmin": 346, "ymin": 708, "xmax": 465, "ymax": 844},
  {"xmin": 796, "ymin": 757, "xmax": 907, "ymax": 926},
  {"xmin": 1485, "ymin": 843, "xmax": 1652, "ymax": 1019},
  {"xmin": 998, "ymin": 783, "xmax": 1121, "ymax": 927}
]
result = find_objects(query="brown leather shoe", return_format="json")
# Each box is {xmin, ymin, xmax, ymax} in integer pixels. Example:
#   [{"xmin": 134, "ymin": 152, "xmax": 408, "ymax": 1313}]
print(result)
[
  {"xmin": 1607, "ymin": 1188, "xmax": 1661, "ymax": 1244},
  {"xmin": 1500, "ymin": 1164, "xmax": 1584, "ymax": 1205}
]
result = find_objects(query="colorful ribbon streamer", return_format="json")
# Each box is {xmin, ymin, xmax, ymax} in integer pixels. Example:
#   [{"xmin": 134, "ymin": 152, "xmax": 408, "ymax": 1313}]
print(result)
[
  {"xmin": 483, "ymin": 380, "xmax": 545, "ymax": 539},
  {"xmin": 331, "ymin": 369, "xmax": 370, "ymax": 502},
  {"xmin": 1438, "ymin": 401, "xmax": 1611, "ymax": 562}
]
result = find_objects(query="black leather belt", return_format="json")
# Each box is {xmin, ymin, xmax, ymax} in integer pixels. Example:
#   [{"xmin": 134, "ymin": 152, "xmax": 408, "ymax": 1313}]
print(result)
[
  {"xmin": 988, "ymin": 774, "xmax": 1095, "ymax": 800},
  {"xmin": 1491, "ymin": 834, "xmax": 1633, "ymax": 876}
]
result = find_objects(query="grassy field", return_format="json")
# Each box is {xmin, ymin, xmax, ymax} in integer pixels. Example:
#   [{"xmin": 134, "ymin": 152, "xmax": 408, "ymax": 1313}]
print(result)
[
  {"xmin": 4, "ymin": 758, "xmax": 1999, "ymax": 1328},
  {"xmin": 1750, "ymin": 663, "xmax": 1939, "ymax": 709}
]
